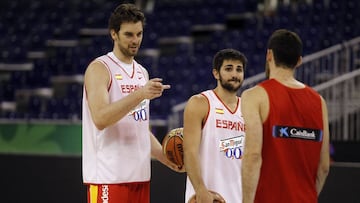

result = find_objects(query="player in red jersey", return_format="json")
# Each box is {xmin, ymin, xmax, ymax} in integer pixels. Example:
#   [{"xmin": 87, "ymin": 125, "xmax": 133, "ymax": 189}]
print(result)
[{"xmin": 241, "ymin": 29, "xmax": 330, "ymax": 203}]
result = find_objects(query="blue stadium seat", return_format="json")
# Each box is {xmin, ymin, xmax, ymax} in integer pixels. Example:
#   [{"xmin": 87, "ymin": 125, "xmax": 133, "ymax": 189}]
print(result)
[
  {"xmin": 1, "ymin": 0, "xmax": 360, "ymax": 120},
  {"xmin": 28, "ymin": 96, "xmax": 42, "ymax": 116},
  {"xmin": 1, "ymin": 83, "xmax": 16, "ymax": 101}
]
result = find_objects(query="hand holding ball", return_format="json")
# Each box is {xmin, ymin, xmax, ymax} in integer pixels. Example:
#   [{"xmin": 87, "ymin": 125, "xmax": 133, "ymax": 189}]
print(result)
[{"xmin": 162, "ymin": 127, "xmax": 184, "ymax": 168}]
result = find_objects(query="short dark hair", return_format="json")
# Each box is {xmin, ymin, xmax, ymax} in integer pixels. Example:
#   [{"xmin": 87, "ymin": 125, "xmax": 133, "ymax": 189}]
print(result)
[
  {"xmin": 267, "ymin": 29, "xmax": 303, "ymax": 69},
  {"xmin": 213, "ymin": 49, "xmax": 247, "ymax": 72},
  {"xmin": 108, "ymin": 3, "xmax": 145, "ymax": 33}
]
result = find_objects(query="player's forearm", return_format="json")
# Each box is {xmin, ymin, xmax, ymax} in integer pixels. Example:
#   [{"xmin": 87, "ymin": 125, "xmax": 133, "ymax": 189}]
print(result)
[
  {"xmin": 316, "ymin": 173, "xmax": 328, "ymax": 195},
  {"xmin": 91, "ymin": 90, "xmax": 145, "ymax": 130},
  {"xmin": 316, "ymin": 160, "xmax": 330, "ymax": 195},
  {"xmin": 150, "ymin": 133, "xmax": 164, "ymax": 160},
  {"xmin": 242, "ymin": 154, "xmax": 262, "ymax": 203},
  {"xmin": 184, "ymin": 152, "xmax": 207, "ymax": 193}
]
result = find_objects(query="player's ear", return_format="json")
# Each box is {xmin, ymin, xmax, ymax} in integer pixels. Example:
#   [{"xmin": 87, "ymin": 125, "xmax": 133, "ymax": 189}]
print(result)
[
  {"xmin": 212, "ymin": 68, "xmax": 219, "ymax": 80},
  {"xmin": 266, "ymin": 49, "xmax": 272, "ymax": 62},
  {"xmin": 295, "ymin": 56, "xmax": 302, "ymax": 68},
  {"xmin": 110, "ymin": 29, "xmax": 117, "ymax": 41}
]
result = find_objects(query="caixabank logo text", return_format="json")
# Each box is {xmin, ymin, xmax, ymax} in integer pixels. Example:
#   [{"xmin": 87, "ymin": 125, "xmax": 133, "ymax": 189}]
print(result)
[{"xmin": 272, "ymin": 125, "xmax": 323, "ymax": 142}]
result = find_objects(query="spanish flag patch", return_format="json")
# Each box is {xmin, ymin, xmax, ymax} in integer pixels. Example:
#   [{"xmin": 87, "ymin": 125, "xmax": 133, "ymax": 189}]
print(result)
[
  {"xmin": 115, "ymin": 74, "xmax": 123, "ymax": 80},
  {"xmin": 215, "ymin": 108, "xmax": 224, "ymax": 114}
]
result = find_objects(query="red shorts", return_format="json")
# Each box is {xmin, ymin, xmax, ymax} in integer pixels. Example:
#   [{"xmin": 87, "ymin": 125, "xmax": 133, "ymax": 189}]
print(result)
[{"xmin": 87, "ymin": 181, "xmax": 150, "ymax": 203}]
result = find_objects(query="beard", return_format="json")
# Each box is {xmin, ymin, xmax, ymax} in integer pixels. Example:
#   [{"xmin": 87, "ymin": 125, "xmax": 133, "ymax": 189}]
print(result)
[
  {"xmin": 118, "ymin": 43, "xmax": 138, "ymax": 57},
  {"xmin": 219, "ymin": 75, "xmax": 243, "ymax": 93}
]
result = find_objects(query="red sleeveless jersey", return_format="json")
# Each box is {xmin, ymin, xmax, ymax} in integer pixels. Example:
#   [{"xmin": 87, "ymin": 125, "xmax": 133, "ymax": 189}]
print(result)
[{"xmin": 255, "ymin": 79, "xmax": 324, "ymax": 203}]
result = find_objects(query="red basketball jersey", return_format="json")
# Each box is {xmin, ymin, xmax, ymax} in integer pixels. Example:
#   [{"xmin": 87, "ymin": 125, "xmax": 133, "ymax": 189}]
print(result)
[{"xmin": 255, "ymin": 79, "xmax": 324, "ymax": 203}]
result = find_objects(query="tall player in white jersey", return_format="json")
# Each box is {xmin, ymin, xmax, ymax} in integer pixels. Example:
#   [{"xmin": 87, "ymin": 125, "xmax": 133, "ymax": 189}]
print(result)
[
  {"xmin": 183, "ymin": 49, "xmax": 248, "ymax": 203},
  {"xmin": 82, "ymin": 3, "xmax": 184, "ymax": 203}
]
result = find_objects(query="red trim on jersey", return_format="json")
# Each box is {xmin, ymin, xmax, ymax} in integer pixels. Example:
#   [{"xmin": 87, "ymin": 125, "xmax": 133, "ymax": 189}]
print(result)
[
  {"xmin": 211, "ymin": 90, "xmax": 240, "ymax": 114},
  {"xmin": 97, "ymin": 58, "xmax": 113, "ymax": 92},
  {"xmin": 136, "ymin": 63, "xmax": 149, "ymax": 80},
  {"xmin": 106, "ymin": 55, "xmax": 135, "ymax": 78},
  {"xmin": 200, "ymin": 93, "xmax": 211, "ymax": 129}
]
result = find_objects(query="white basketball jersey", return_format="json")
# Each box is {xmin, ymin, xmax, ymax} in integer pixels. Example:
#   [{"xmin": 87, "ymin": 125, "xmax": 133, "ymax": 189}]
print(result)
[
  {"xmin": 185, "ymin": 90, "xmax": 245, "ymax": 203},
  {"xmin": 82, "ymin": 52, "xmax": 151, "ymax": 184}
]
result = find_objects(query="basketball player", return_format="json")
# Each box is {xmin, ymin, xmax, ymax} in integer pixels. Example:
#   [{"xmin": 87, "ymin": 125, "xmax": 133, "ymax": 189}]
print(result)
[
  {"xmin": 82, "ymin": 4, "xmax": 184, "ymax": 203},
  {"xmin": 241, "ymin": 29, "xmax": 330, "ymax": 203},
  {"xmin": 183, "ymin": 49, "xmax": 247, "ymax": 203}
]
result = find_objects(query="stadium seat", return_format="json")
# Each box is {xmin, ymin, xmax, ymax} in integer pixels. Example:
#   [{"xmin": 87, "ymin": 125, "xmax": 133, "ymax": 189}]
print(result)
[{"xmin": 1, "ymin": 0, "xmax": 360, "ymax": 119}]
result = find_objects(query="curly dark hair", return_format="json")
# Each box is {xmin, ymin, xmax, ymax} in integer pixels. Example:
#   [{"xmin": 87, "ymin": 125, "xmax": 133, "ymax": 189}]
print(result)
[{"xmin": 213, "ymin": 49, "xmax": 247, "ymax": 72}]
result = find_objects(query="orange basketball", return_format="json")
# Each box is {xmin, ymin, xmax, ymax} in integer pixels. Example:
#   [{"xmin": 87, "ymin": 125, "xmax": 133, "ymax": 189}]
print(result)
[
  {"xmin": 162, "ymin": 127, "xmax": 184, "ymax": 167},
  {"xmin": 188, "ymin": 190, "xmax": 226, "ymax": 203}
]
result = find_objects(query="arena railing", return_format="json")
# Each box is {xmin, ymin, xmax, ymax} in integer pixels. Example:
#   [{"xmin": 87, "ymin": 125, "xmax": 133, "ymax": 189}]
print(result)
[
  {"xmin": 313, "ymin": 68, "xmax": 360, "ymax": 141},
  {"xmin": 168, "ymin": 36, "xmax": 360, "ymax": 143}
]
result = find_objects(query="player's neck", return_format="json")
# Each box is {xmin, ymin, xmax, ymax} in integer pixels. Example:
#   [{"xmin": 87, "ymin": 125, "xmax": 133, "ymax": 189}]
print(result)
[
  {"xmin": 112, "ymin": 49, "xmax": 133, "ymax": 64},
  {"xmin": 213, "ymin": 87, "xmax": 238, "ymax": 106},
  {"xmin": 270, "ymin": 68, "xmax": 304, "ymax": 88}
]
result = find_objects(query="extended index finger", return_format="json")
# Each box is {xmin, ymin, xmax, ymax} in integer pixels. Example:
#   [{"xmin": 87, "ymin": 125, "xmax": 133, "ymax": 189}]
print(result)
[
  {"xmin": 162, "ymin": 84, "xmax": 171, "ymax": 90},
  {"xmin": 150, "ymin": 78, "xmax": 163, "ymax": 82}
]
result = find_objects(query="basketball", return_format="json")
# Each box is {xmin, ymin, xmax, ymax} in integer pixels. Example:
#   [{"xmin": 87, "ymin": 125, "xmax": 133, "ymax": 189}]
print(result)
[
  {"xmin": 162, "ymin": 127, "xmax": 184, "ymax": 167},
  {"xmin": 188, "ymin": 190, "xmax": 226, "ymax": 203}
]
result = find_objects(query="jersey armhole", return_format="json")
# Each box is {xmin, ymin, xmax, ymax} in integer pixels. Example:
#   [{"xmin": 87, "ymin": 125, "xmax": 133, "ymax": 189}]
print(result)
[
  {"xmin": 200, "ymin": 93, "xmax": 211, "ymax": 129},
  {"xmin": 97, "ymin": 59, "xmax": 113, "ymax": 91},
  {"xmin": 257, "ymin": 84, "xmax": 270, "ymax": 124}
]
